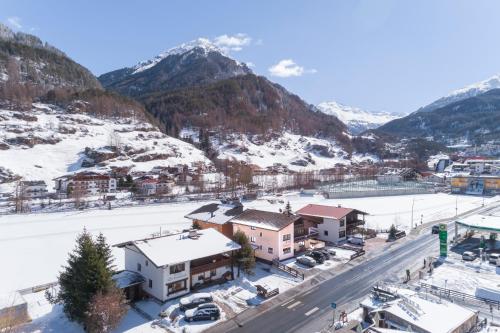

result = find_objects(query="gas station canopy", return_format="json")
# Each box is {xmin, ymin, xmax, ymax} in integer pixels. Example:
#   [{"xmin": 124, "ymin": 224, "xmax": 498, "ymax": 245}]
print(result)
[{"xmin": 455, "ymin": 215, "xmax": 500, "ymax": 233}]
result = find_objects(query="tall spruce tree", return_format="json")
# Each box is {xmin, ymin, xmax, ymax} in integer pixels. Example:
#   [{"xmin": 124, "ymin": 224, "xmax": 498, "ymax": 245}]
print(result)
[{"xmin": 52, "ymin": 229, "xmax": 114, "ymax": 324}]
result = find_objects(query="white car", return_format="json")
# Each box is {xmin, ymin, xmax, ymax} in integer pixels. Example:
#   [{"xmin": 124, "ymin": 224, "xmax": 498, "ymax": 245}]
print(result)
[
  {"xmin": 179, "ymin": 292, "xmax": 213, "ymax": 310},
  {"xmin": 462, "ymin": 251, "xmax": 476, "ymax": 261},
  {"xmin": 488, "ymin": 253, "xmax": 500, "ymax": 265},
  {"xmin": 347, "ymin": 236, "xmax": 364, "ymax": 245}
]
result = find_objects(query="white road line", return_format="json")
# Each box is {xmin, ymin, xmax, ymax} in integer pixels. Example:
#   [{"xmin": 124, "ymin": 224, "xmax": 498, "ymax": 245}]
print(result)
[
  {"xmin": 281, "ymin": 299, "xmax": 295, "ymax": 307},
  {"xmin": 287, "ymin": 301, "xmax": 301, "ymax": 309},
  {"xmin": 304, "ymin": 307, "xmax": 319, "ymax": 316}
]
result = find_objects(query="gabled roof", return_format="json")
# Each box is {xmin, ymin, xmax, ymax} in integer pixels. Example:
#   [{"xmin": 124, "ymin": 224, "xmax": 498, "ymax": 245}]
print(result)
[
  {"xmin": 230, "ymin": 209, "xmax": 299, "ymax": 231},
  {"xmin": 185, "ymin": 202, "xmax": 244, "ymax": 225},
  {"xmin": 114, "ymin": 228, "xmax": 240, "ymax": 267},
  {"xmin": 296, "ymin": 204, "xmax": 367, "ymax": 220}
]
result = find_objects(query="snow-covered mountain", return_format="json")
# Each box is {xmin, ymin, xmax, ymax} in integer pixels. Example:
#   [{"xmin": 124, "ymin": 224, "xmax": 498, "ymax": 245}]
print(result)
[
  {"xmin": 98, "ymin": 38, "xmax": 252, "ymax": 97},
  {"xmin": 417, "ymin": 74, "xmax": 500, "ymax": 113},
  {"xmin": 316, "ymin": 101, "xmax": 400, "ymax": 134}
]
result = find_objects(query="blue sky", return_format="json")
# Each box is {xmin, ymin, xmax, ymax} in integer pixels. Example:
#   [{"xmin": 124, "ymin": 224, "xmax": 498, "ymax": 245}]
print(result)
[{"xmin": 3, "ymin": 0, "xmax": 500, "ymax": 114}]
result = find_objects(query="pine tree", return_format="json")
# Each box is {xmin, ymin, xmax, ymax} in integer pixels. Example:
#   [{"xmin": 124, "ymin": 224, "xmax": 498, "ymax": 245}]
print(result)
[
  {"xmin": 51, "ymin": 229, "xmax": 115, "ymax": 324},
  {"xmin": 96, "ymin": 233, "xmax": 115, "ymax": 272},
  {"xmin": 232, "ymin": 230, "xmax": 256, "ymax": 275}
]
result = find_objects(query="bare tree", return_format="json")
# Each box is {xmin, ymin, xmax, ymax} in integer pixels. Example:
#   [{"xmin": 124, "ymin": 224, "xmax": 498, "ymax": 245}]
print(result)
[{"xmin": 84, "ymin": 285, "xmax": 127, "ymax": 333}]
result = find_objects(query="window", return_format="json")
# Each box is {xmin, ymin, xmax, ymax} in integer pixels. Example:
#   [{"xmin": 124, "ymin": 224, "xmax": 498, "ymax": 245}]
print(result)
[
  {"xmin": 137, "ymin": 263, "xmax": 141, "ymax": 272},
  {"xmin": 340, "ymin": 220, "xmax": 345, "ymax": 227},
  {"xmin": 268, "ymin": 247, "xmax": 273, "ymax": 254},
  {"xmin": 339, "ymin": 231, "xmax": 346, "ymax": 238},
  {"xmin": 148, "ymin": 279, "xmax": 153, "ymax": 288},
  {"xmin": 324, "ymin": 230, "xmax": 329, "ymax": 236},
  {"xmin": 167, "ymin": 279, "xmax": 187, "ymax": 295},
  {"xmin": 260, "ymin": 232, "xmax": 263, "ymax": 237},
  {"xmin": 251, "ymin": 226, "xmax": 256, "ymax": 230},
  {"xmin": 210, "ymin": 269, "xmax": 217, "ymax": 277},
  {"xmin": 283, "ymin": 247, "xmax": 291, "ymax": 254},
  {"xmin": 170, "ymin": 263, "xmax": 185, "ymax": 274},
  {"xmin": 145, "ymin": 260, "xmax": 149, "ymax": 267},
  {"xmin": 250, "ymin": 236, "xmax": 256, "ymax": 243},
  {"xmin": 282, "ymin": 234, "xmax": 291, "ymax": 241}
]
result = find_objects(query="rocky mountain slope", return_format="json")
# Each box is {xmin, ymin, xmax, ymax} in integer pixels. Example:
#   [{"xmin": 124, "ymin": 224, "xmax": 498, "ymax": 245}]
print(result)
[
  {"xmin": 316, "ymin": 101, "xmax": 400, "ymax": 134},
  {"xmin": 0, "ymin": 23, "xmax": 101, "ymax": 101},
  {"xmin": 98, "ymin": 38, "xmax": 252, "ymax": 98},
  {"xmin": 0, "ymin": 103, "xmax": 210, "ymax": 185},
  {"xmin": 377, "ymin": 88, "xmax": 500, "ymax": 144}
]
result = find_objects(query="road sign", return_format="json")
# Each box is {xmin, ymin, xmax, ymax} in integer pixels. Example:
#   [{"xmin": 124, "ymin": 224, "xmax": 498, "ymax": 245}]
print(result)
[
  {"xmin": 439, "ymin": 223, "xmax": 447, "ymax": 257},
  {"xmin": 331, "ymin": 302, "xmax": 336, "ymax": 309}
]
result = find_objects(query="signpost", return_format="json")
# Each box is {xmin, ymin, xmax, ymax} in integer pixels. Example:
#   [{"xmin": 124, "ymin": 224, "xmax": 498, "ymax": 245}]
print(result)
[
  {"xmin": 331, "ymin": 302, "xmax": 336, "ymax": 326},
  {"xmin": 439, "ymin": 223, "xmax": 447, "ymax": 257}
]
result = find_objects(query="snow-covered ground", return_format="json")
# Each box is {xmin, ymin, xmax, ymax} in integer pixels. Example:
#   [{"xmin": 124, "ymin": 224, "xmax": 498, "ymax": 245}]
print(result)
[
  {"xmin": 0, "ymin": 192, "xmax": 496, "ymax": 295},
  {"xmin": 0, "ymin": 103, "xmax": 210, "ymax": 187}
]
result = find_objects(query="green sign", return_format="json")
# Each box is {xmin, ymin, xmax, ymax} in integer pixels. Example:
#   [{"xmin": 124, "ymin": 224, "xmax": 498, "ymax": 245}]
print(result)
[{"xmin": 439, "ymin": 223, "xmax": 447, "ymax": 257}]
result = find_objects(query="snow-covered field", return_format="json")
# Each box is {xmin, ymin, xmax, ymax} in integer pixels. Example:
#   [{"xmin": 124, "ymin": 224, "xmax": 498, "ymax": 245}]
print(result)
[{"xmin": 0, "ymin": 192, "xmax": 496, "ymax": 296}]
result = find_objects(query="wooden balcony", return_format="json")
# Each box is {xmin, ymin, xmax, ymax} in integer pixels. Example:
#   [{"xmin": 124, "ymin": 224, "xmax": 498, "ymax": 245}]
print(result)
[{"xmin": 190, "ymin": 256, "xmax": 232, "ymax": 275}]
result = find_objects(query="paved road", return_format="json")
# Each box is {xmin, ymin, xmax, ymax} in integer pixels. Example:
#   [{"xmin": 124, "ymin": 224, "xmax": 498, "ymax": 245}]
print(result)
[{"xmin": 212, "ymin": 202, "xmax": 500, "ymax": 333}]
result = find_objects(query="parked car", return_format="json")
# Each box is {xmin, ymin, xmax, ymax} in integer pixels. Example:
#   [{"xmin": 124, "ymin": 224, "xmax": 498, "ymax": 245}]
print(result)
[
  {"xmin": 462, "ymin": 251, "xmax": 477, "ymax": 261},
  {"xmin": 179, "ymin": 293, "xmax": 213, "ymax": 310},
  {"xmin": 325, "ymin": 248, "xmax": 336, "ymax": 256},
  {"xmin": 305, "ymin": 251, "xmax": 326, "ymax": 263},
  {"xmin": 488, "ymin": 253, "xmax": 500, "ymax": 265},
  {"xmin": 185, "ymin": 303, "xmax": 220, "ymax": 322},
  {"xmin": 431, "ymin": 225, "xmax": 440, "ymax": 234},
  {"xmin": 347, "ymin": 236, "xmax": 365, "ymax": 245},
  {"xmin": 296, "ymin": 255, "xmax": 317, "ymax": 267},
  {"xmin": 315, "ymin": 248, "xmax": 331, "ymax": 260}
]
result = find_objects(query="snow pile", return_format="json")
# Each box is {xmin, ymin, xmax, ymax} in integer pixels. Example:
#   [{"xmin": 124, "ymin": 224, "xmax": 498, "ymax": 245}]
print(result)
[
  {"xmin": 317, "ymin": 101, "xmax": 400, "ymax": 134},
  {"xmin": 0, "ymin": 103, "xmax": 210, "ymax": 187}
]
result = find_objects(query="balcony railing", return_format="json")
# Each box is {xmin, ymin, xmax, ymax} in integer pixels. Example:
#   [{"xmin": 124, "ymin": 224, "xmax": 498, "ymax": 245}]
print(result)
[{"xmin": 190, "ymin": 257, "xmax": 232, "ymax": 275}]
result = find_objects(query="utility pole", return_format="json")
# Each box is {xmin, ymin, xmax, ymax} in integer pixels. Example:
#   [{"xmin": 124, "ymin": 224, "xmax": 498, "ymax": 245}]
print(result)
[
  {"xmin": 455, "ymin": 197, "xmax": 458, "ymax": 217},
  {"xmin": 411, "ymin": 198, "xmax": 415, "ymax": 229}
]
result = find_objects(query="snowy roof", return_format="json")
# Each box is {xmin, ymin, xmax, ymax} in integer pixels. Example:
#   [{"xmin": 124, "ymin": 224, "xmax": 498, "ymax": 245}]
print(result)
[
  {"xmin": 112, "ymin": 270, "xmax": 145, "ymax": 289},
  {"xmin": 365, "ymin": 288, "xmax": 475, "ymax": 333},
  {"xmin": 0, "ymin": 291, "xmax": 26, "ymax": 309},
  {"xmin": 185, "ymin": 202, "xmax": 244, "ymax": 225},
  {"xmin": 230, "ymin": 209, "xmax": 299, "ymax": 231},
  {"xmin": 296, "ymin": 204, "xmax": 367, "ymax": 220},
  {"xmin": 115, "ymin": 228, "xmax": 241, "ymax": 267},
  {"xmin": 456, "ymin": 215, "xmax": 500, "ymax": 233}
]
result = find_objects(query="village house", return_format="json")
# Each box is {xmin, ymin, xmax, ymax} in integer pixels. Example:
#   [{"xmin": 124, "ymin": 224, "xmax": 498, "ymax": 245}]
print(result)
[
  {"xmin": 185, "ymin": 200, "xmax": 244, "ymax": 238},
  {"xmin": 296, "ymin": 204, "xmax": 367, "ymax": 244},
  {"xmin": 114, "ymin": 228, "xmax": 240, "ymax": 302},
  {"xmin": 54, "ymin": 172, "xmax": 117, "ymax": 198},
  {"xmin": 19, "ymin": 180, "xmax": 48, "ymax": 199},
  {"xmin": 230, "ymin": 209, "xmax": 298, "ymax": 262},
  {"xmin": 134, "ymin": 176, "xmax": 174, "ymax": 196},
  {"xmin": 361, "ymin": 286, "xmax": 478, "ymax": 333}
]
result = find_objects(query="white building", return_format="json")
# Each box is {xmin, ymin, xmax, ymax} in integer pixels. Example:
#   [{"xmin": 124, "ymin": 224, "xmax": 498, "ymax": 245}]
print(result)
[
  {"xmin": 54, "ymin": 172, "xmax": 117, "ymax": 198},
  {"xmin": 296, "ymin": 204, "xmax": 367, "ymax": 244},
  {"xmin": 115, "ymin": 228, "xmax": 241, "ymax": 302}
]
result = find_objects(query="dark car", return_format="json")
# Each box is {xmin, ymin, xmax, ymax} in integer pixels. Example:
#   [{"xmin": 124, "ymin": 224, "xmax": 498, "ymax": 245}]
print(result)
[
  {"xmin": 431, "ymin": 225, "xmax": 440, "ymax": 234},
  {"xmin": 296, "ymin": 255, "xmax": 317, "ymax": 267},
  {"xmin": 185, "ymin": 303, "xmax": 220, "ymax": 322},
  {"xmin": 315, "ymin": 249, "xmax": 331, "ymax": 260},
  {"xmin": 305, "ymin": 251, "xmax": 326, "ymax": 264},
  {"xmin": 179, "ymin": 293, "xmax": 213, "ymax": 311}
]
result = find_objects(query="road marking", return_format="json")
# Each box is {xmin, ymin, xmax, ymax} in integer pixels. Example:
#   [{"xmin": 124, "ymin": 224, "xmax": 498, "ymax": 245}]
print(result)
[
  {"xmin": 281, "ymin": 299, "xmax": 295, "ymax": 307},
  {"xmin": 287, "ymin": 301, "xmax": 301, "ymax": 309},
  {"xmin": 304, "ymin": 307, "xmax": 319, "ymax": 316}
]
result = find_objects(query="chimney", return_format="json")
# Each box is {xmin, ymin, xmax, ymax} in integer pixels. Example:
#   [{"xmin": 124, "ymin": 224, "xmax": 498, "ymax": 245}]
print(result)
[{"xmin": 188, "ymin": 229, "xmax": 200, "ymax": 239}]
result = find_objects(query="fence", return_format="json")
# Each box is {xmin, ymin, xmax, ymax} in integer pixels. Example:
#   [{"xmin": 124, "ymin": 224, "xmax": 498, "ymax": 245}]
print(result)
[
  {"xmin": 419, "ymin": 282, "xmax": 500, "ymax": 310},
  {"xmin": 272, "ymin": 259, "xmax": 305, "ymax": 280}
]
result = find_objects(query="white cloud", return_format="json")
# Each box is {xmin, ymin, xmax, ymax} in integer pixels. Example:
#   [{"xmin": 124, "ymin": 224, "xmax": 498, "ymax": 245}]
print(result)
[
  {"xmin": 212, "ymin": 33, "xmax": 252, "ymax": 53},
  {"xmin": 6, "ymin": 16, "xmax": 22, "ymax": 29},
  {"xmin": 268, "ymin": 59, "xmax": 317, "ymax": 78}
]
